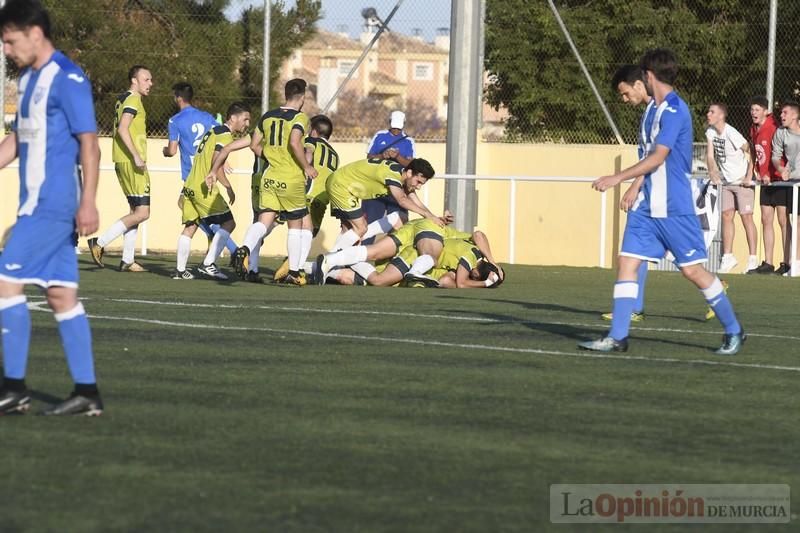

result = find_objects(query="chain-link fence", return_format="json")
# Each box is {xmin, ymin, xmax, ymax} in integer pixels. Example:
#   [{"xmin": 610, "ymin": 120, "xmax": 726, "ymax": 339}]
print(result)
[
  {"xmin": 484, "ymin": 1, "xmax": 799, "ymax": 144},
  {"xmin": 5, "ymin": 1, "xmax": 794, "ymax": 145}
]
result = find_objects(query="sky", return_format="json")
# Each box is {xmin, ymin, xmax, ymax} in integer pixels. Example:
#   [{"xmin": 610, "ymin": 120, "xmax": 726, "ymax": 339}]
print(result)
[{"xmin": 227, "ymin": 0, "xmax": 452, "ymax": 42}]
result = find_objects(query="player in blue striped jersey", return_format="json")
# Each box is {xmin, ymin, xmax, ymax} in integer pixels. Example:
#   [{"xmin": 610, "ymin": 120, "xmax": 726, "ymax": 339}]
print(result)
[
  {"xmin": 0, "ymin": 0, "xmax": 103, "ymax": 415},
  {"xmin": 579, "ymin": 49, "xmax": 744, "ymax": 356}
]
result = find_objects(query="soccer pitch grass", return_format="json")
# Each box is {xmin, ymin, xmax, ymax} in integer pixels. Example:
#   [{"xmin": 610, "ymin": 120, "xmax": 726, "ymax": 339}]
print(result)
[{"xmin": 2, "ymin": 255, "xmax": 798, "ymax": 532}]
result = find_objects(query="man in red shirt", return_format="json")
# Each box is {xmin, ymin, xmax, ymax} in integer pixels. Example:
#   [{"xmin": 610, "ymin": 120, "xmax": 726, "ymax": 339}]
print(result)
[{"xmin": 749, "ymin": 96, "xmax": 788, "ymax": 274}]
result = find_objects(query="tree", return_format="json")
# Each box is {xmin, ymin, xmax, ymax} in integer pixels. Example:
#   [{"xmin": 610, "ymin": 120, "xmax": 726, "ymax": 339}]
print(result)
[{"xmin": 484, "ymin": 0, "xmax": 799, "ymax": 143}]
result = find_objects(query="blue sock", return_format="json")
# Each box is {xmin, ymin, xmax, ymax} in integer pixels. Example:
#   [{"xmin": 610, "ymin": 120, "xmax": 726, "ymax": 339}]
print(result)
[
  {"xmin": 1, "ymin": 296, "xmax": 31, "ymax": 380},
  {"xmin": 199, "ymin": 222, "xmax": 214, "ymax": 238},
  {"xmin": 635, "ymin": 262, "xmax": 648, "ymax": 313},
  {"xmin": 55, "ymin": 303, "xmax": 96, "ymax": 385},
  {"xmin": 609, "ymin": 281, "xmax": 638, "ymax": 340},
  {"xmin": 701, "ymin": 278, "xmax": 740, "ymax": 334},
  {"xmin": 208, "ymin": 223, "xmax": 238, "ymax": 253}
]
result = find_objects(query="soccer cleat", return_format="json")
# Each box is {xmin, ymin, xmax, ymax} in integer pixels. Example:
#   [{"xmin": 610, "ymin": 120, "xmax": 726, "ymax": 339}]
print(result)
[
  {"xmin": 87, "ymin": 237, "xmax": 104, "ymax": 268},
  {"xmin": 245, "ymin": 271, "xmax": 263, "ymax": 283},
  {"xmin": 577, "ymin": 336, "xmax": 628, "ymax": 352},
  {"xmin": 748, "ymin": 261, "xmax": 774, "ymax": 274},
  {"xmin": 717, "ymin": 254, "xmax": 738, "ymax": 274},
  {"xmin": 0, "ymin": 388, "xmax": 31, "ymax": 415},
  {"xmin": 404, "ymin": 273, "xmax": 440, "ymax": 288},
  {"xmin": 601, "ymin": 311, "xmax": 645, "ymax": 322},
  {"xmin": 119, "ymin": 261, "xmax": 147, "ymax": 272},
  {"xmin": 277, "ymin": 273, "xmax": 305, "ymax": 286},
  {"xmin": 714, "ymin": 331, "xmax": 746, "ymax": 356},
  {"xmin": 232, "ymin": 246, "xmax": 250, "ymax": 279},
  {"xmin": 171, "ymin": 269, "xmax": 194, "ymax": 280},
  {"xmin": 314, "ymin": 254, "xmax": 330, "ymax": 285},
  {"xmin": 197, "ymin": 263, "xmax": 228, "ymax": 280},
  {"xmin": 273, "ymin": 257, "xmax": 290, "ymax": 282},
  {"xmin": 40, "ymin": 393, "xmax": 103, "ymax": 416},
  {"xmin": 746, "ymin": 256, "xmax": 759, "ymax": 272},
  {"xmin": 775, "ymin": 262, "xmax": 791, "ymax": 276}
]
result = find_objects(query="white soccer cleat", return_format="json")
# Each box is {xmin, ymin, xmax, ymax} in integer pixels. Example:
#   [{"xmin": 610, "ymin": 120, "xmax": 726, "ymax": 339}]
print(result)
[
  {"xmin": 197, "ymin": 263, "xmax": 228, "ymax": 280},
  {"xmin": 717, "ymin": 254, "xmax": 738, "ymax": 274},
  {"xmin": 746, "ymin": 256, "xmax": 759, "ymax": 272}
]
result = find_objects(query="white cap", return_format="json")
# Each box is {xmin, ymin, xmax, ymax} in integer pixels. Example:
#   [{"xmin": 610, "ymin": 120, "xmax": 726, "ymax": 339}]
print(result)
[{"xmin": 390, "ymin": 110, "xmax": 405, "ymax": 129}]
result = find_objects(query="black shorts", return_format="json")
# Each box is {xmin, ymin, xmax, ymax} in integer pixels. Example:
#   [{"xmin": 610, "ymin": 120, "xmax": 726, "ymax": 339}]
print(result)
[{"xmin": 760, "ymin": 185, "xmax": 790, "ymax": 208}]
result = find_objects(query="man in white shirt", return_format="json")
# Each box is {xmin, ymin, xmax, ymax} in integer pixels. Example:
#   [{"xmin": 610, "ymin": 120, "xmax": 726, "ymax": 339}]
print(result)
[{"xmin": 705, "ymin": 102, "xmax": 756, "ymax": 273}]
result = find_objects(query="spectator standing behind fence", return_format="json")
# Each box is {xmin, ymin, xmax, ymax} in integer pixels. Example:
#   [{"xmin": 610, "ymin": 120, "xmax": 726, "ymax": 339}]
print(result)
[
  {"xmin": 88, "ymin": 65, "xmax": 153, "ymax": 272},
  {"xmin": 363, "ymin": 110, "xmax": 416, "ymax": 243},
  {"xmin": 749, "ymin": 96, "xmax": 787, "ymax": 274},
  {"xmin": 771, "ymin": 100, "xmax": 800, "ymax": 275},
  {"xmin": 705, "ymin": 103, "xmax": 756, "ymax": 274}
]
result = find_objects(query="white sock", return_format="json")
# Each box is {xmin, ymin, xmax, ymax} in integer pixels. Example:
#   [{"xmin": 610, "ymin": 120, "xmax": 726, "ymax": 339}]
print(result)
[
  {"xmin": 328, "ymin": 245, "xmax": 368, "ymax": 268},
  {"xmin": 363, "ymin": 212, "xmax": 401, "ymax": 241},
  {"xmin": 243, "ymin": 222, "xmax": 268, "ymax": 251},
  {"xmin": 250, "ymin": 237, "xmax": 264, "ymax": 273},
  {"xmin": 177, "ymin": 235, "xmax": 192, "ymax": 272},
  {"xmin": 122, "ymin": 227, "xmax": 138, "ymax": 263},
  {"xmin": 288, "ymin": 229, "xmax": 303, "ymax": 271},
  {"xmin": 351, "ymin": 261, "xmax": 377, "ymax": 280},
  {"xmin": 409, "ymin": 254, "xmax": 435, "ymax": 276},
  {"xmin": 332, "ymin": 229, "xmax": 360, "ymax": 251},
  {"xmin": 97, "ymin": 219, "xmax": 127, "ymax": 247},
  {"xmin": 204, "ymin": 228, "xmax": 230, "ymax": 266},
  {"xmin": 299, "ymin": 229, "xmax": 313, "ymax": 269},
  {"xmin": 303, "ymin": 261, "xmax": 315, "ymax": 273}
]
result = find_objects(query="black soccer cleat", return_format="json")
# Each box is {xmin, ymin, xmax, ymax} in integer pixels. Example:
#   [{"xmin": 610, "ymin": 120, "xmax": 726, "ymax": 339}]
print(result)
[
  {"xmin": 404, "ymin": 273, "xmax": 440, "ymax": 288},
  {"xmin": 40, "ymin": 393, "xmax": 103, "ymax": 416},
  {"xmin": 232, "ymin": 246, "xmax": 250, "ymax": 279},
  {"xmin": 245, "ymin": 271, "xmax": 263, "ymax": 283},
  {"xmin": 0, "ymin": 388, "xmax": 32, "ymax": 415}
]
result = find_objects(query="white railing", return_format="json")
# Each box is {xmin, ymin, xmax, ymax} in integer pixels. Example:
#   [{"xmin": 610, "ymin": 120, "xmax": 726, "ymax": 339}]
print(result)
[{"xmin": 8, "ymin": 163, "xmax": 800, "ymax": 274}]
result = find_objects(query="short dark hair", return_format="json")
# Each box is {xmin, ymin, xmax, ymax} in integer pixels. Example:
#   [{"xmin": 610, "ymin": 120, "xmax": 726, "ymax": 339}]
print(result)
[
  {"xmin": 611, "ymin": 65, "xmax": 643, "ymax": 92},
  {"xmin": 709, "ymin": 101, "xmax": 728, "ymax": 117},
  {"xmin": 781, "ymin": 100, "xmax": 800, "ymax": 115},
  {"xmin": 639, "ymin": 48, "xmax": 678, "ymax": 85},
  {"xmin": 0, "ymin": 0, "xmax": 51, "ymax": 39},
  {"xmin": 225, "ymin": 101, "xmax": 250, "ymax": 120},
  {"xmin": 749, "ymin": 96, "xmax": 769, "ymax": 110},
  {"xmin": 285, "ymin": 78, "xmax": 307, "ymax": 100},
  {"xmin": 128, "ymin": 65, "xmax": 149, "ymax": 82},
  {"xmin": 172, "ymin": 82, "xmax": 194, "ymax": 103},
  {"xmin": 310, "ymin": 115, "xmax": 333, "ymax": 139},
  {"xmin": 406, "ymin": 158, "xmax": 435, "ymax": 180}
]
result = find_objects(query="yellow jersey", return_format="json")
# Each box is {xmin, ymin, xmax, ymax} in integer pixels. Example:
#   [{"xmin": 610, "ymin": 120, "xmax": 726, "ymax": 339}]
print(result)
[
  {"xmin": 112, "ymin": 91, "xmax": 147, "ymax": 164},
  {"xmin": 327, "ymin": 158, "xmax": 404, "ymax": 201},
  {"xmin": 257, "ymin": 107, "xmax": 309, "ymax": 182},
  {"xmin": 184, "ymin": 125, "xmax": 234, "ymax": 191},
  {"xmin": 304, "ymin": 136, "xmax": 339, "ymax": 198}
]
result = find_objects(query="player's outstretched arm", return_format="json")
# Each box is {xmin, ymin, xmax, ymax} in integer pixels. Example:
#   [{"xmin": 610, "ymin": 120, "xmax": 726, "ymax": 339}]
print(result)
[
  {"xmin": 454, "ymin": 264, "xmax": 498, "ymax": 289},
  {"xmin": 76, "ymin": 132, "xmax": 100, "ymax": 236},
  {"xmin": 205, "ymin": 136, "xmax": 250, "ymax": 183},
  {"xmin": 389, "ymin": 187, "xmax": 443, "ymax": 225},
  {"xmin": 250, "ymin": 128, "xmax": 264, "ymax": 157},
  {"xmin": 593, "ymin": 145, "xmax": 669, "ymax": 192},
  {"xmin": 0, "ymin": 132, "xmax": 18, "ymax": 169},
  {"xmin": 471, "ymin": 230, "xmax": 500, "ymax": 276}
]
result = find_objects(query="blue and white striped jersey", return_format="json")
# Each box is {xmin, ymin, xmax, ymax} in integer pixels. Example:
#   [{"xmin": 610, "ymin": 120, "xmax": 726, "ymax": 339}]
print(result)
[
  {"xmin": 14, "ymin": 50, "xmax": 97, "ymax": 219},
  {"xmin": 632, "ymin": 91, "xmax": 695, "ymax": 218}
]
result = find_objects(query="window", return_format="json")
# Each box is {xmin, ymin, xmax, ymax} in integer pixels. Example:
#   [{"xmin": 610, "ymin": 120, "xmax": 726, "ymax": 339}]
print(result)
[
  {"xmin": 338, "ymin": 60, "xmax": 358, "ymax": 79},
  {"xmin": 413, "ymin": 62, "xmax": 433, "ymax": 81}
]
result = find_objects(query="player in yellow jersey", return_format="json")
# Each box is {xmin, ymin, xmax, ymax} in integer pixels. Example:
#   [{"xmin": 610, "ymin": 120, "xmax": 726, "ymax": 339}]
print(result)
[
  {"xmin": 271, "ymin": 114, "xmax": 339, "ymax": 281},
  {"xmin": 172, "ymin": 102, "xmax": 251, "ymax": 280},
  {"xmin": 88, "ymin": 65, "xmax": 153, "ymax": 272},
  {"xmin": 227, "ymin": 79, "xmax": 317, "ymax": 286},
  {"xmin": 324, "ymin": 157, "xmax": 448, "ymax": 254}
]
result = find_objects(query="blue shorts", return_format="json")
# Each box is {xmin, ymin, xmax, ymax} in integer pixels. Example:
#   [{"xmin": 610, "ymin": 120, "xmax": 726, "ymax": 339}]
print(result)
[
  {"xmin": 621, "ymin": 212, "xmax": 707, "ymax": 267},
  {"xmin": 0, "ymin": 215, "xmax": 79, "ymax": 288}
]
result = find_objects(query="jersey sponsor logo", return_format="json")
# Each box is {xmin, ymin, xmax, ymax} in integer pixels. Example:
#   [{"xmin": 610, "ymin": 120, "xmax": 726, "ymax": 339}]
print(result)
[
  {"xmin": 67, "ymin": 73, "xmax": 85, "ymax": 83},
  {"xmin": 4, "ymin": 263, "xmax": 23, "ymax": 271}
]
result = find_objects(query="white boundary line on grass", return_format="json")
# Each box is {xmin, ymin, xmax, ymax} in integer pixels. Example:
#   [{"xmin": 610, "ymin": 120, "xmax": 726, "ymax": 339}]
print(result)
[
  {"xmin": 106, "ymin": 298, "xmax": 800, "ymax": 342},
  {"xmin": 86, "ymin": 314, "xmax": 800, "ymax": 373},
  {"xmin": 29, "ymin": 298, "xmax": 800, "ymax": 373}
]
